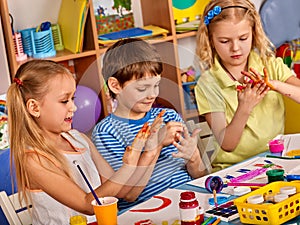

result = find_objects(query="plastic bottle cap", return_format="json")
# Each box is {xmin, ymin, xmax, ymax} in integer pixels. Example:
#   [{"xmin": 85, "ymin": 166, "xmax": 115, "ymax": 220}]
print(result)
[
  {"xmin": 274, "ymin": 193, "xmax": 289, "ymax": 203},
  {"xmin": 280, "ymin": 186, "xmax": 296, "ymax": 196},
  {"xmin": 247, "ymin": 194, "xmax": 264, "ymax": 204},
  {"xmin": 233, "ymin": 186, "xmax": 251, "ymax": 196}
]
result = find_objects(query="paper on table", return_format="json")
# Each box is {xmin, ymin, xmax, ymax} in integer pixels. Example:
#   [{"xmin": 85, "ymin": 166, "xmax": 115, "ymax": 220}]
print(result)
[
  {"xmin": 118, "ymin": 188, "xmax": 228, "ymax": 225},
  {"xmin": 279, "ymin": 133, "xmax": 300, "ymax": 156},
  {"xmin": 188, "ymin": 156, "xmax": 300, "ymax": 194}
]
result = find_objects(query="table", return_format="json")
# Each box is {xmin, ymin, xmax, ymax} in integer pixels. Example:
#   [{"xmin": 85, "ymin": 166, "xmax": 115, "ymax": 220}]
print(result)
[{"xmin": 118, "ymin": 151, "xmax": 300, "ymax": 225}]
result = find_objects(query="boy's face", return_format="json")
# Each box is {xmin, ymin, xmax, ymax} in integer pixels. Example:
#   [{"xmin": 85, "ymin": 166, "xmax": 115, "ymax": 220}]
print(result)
[{"xmin": 117, "ymin": 74, "xmax": 161, "ymax": 116}]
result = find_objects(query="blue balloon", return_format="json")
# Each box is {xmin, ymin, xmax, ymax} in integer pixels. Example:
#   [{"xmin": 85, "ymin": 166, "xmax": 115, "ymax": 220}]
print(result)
[{"xmin": 72, "ymin": 85, "xmax": 101, "ymax": 133}]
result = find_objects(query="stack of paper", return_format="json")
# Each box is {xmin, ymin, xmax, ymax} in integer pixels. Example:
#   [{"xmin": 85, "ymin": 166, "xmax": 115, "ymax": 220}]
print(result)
[{"xmin": 58, "ymin": 0, "xmax": 89, "ymax": 53}]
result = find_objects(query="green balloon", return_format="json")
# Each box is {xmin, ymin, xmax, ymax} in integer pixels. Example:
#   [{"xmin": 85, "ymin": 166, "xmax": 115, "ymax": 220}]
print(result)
[{"xmin": 172, "ymin": 0, "xmax": 196, "ymax": 10}]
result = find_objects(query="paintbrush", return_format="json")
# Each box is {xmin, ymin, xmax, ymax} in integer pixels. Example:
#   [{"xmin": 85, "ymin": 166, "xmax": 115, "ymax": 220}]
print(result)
[
  {"xmin": 73, "ymin": 160, "xmax": 102, "ymax": 205},
  {"xmin": 213, "ymin": 189, "xmax": 218, "ymax": 208}
]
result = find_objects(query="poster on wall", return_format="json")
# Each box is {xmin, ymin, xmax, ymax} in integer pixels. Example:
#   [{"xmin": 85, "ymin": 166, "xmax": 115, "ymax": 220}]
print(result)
[{"xmin": 93, "ymin": 0, "xmax": 134, "ymax": 35}]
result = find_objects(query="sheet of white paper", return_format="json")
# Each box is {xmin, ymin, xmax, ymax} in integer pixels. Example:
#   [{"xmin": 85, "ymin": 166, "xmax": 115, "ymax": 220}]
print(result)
[
  {"xmin": 118, "ymin": 188, "xmax": 229, "ymax": 225},
  {"xmin": 280, "ymin": 133, "xmax": 300, "ymax": 156}
]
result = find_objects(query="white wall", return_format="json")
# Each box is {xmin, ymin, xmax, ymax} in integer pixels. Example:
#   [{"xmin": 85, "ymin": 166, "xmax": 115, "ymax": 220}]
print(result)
[{"xmin": 7, "ymin": 0, "xmax": 61, "ymax": 30}]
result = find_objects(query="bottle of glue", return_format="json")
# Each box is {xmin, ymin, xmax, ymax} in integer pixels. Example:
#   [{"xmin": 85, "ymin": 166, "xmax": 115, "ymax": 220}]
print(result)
[{"xmin": 179, "ymin": 191, "xmax": 204, "ymax": 225}]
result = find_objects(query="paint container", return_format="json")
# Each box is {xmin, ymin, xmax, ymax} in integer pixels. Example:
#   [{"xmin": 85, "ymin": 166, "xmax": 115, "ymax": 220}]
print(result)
[
  {"xmin": 280, "ymin": 186, "xmax": 297, "ymax": 196},
  {"xmin": 69, "ymin": 215, "xmax": 87, "ymax": 225},
  {"xmin": 266, "ymin": 169, "xmax": 285, "ymax": 183},
  {"xmin": 205, "ymin": 176, "xmax": 224, "ymax": 193},
  {"xmin": 179, "ymin": 191, "xmax": 204, "ymax": 225},
  {"xmin": 268, "ymin": 139, "xmax": 284, "ymax": 156},
  {"xmin": 274, "ymin": 193, "xmax": 289, "ymax": 203},
  {"xmin": 246, "ymin": 194, "xmax": 264, "ymax": 204}
]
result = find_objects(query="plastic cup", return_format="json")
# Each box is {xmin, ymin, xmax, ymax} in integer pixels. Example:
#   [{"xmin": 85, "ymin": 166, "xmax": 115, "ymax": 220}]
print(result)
[{"xmin": 91, "ymin": 197, "xmax": 118, "ymax": 225}]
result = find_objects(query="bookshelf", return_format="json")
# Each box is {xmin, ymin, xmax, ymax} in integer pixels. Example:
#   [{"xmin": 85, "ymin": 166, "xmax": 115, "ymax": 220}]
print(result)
[
  {"xmin": 0, "ymin": 0, "xmax": 202, "ymax": 122},
  {"xmin": 0, "ymin": 0, "xmax": 108, "ymax": 118}
]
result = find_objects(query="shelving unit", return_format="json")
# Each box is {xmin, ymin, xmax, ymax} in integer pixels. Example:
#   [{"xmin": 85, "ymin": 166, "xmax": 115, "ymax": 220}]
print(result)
[
  {"xmin": 137, "ymin": 0, "xmax": 200, "ymax": 121},
  {"xmin": 0, "ymin": 0, "xmax": 108, "ymax": 118},
  {"xmin": 0, "ymin": 0, "xmax": 201, "ymax": 122}
]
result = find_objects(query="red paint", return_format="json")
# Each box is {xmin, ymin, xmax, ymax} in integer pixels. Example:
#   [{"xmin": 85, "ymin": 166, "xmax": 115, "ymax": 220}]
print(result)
[
  {"xmin": 129, "ymin": 195, "xmax": 171, "ymax": 213},
  {"xmin": 179, "ymin": 191, "xmax": 203, "ymax": 225}
]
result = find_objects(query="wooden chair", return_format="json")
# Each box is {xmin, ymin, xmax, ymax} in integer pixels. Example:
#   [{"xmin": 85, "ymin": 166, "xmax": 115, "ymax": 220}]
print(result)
[
  {"xmin": 0, "ymin": 191, "xmax": 32, "ymax": 225},
  {"xmin": 186, "ymin": 120, "xmax": 217, "ymax": 174}
]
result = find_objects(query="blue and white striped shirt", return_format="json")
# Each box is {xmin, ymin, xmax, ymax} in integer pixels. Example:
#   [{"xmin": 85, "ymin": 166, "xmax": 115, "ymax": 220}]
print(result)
[{"xmin": 91, "ymin": 108, "xmax": 192, "ymax": 211}]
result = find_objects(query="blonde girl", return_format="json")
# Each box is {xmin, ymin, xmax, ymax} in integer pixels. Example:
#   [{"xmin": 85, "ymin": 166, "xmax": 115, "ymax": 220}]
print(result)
[
  {"xmin": 7, "ymin": 60, "xmax": 162, "ymax": 224},
  {"xmin": 195, "ymin": 0, "xmax": 300, "ymax": 171}
]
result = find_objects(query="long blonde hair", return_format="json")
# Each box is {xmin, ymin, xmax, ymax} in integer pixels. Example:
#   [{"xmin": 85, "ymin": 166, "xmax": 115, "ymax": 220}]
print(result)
[
  {"xmin": 196, "ymin": 0, "xmax": 275, "ymax": 71},
  {"xmin": 7, "ymin": 60, "xmax": 75, "ymax": 205}
]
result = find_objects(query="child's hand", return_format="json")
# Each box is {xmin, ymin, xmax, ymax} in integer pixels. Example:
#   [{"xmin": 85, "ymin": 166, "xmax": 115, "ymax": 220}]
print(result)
[
  {"xmin": 237, "ymin": 79, "xmax": 269, "ymax": 113},
  {"xmin": 144, "ymin": 110, "xmax": 166, "ymax": 155},
  {"xmin": 159, "ymin": 121, "xmax": 184, "ymax": 147},
  {"xmin": 172, "ymin": 125, "xmax": 200, "ymax": 161},
  {"xmin": 241, "ymin": 67, "xmax": 275, "ymax": 90},
  {"xmin": 123, "ymin": 122, "xmax": 150, "ymax": 165}
]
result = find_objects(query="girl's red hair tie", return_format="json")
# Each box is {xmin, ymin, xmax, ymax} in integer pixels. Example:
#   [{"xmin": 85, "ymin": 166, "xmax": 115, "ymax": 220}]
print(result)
[{"xmin": 13, "ymin": 77, "xmax": 23, "ymax": 87}]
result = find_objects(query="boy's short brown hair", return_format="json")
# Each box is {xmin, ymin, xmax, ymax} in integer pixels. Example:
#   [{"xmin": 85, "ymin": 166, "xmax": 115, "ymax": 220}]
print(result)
[{"xmin": 102, "ymin": 38, "xmax": 163, "ymax": 99}]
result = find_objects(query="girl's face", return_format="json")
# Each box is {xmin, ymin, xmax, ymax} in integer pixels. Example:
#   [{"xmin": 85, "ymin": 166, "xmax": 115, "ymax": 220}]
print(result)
[
  {"xmin": 211, "ymin": 18, "xmax": 253, "ymax": 69},
  {"xmin": 116, "ymin": 74, "xmax": 161, "ymax": 119},
  {"xmin": 37, "ymin": 75, "xmax": 77, "ymax": 135}
]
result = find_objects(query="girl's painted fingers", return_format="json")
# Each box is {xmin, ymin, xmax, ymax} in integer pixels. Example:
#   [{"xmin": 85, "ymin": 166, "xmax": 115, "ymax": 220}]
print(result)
[
  {"xmin": 263, "ymin": 67, "xmax": 275, "ymax": 90},
  {"xmin": 249, "ymin": 67, "xmax": 263, "ymax": 82},
  {"xmin": 241, "ymin": 71, "xmax": 259, "ymax": 84}
]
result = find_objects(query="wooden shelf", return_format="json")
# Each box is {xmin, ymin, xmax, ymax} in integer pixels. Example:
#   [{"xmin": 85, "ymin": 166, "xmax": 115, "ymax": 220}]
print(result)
[{"xmin": 0, "ymin": 0, "xmax": 201, "ymax": 122}]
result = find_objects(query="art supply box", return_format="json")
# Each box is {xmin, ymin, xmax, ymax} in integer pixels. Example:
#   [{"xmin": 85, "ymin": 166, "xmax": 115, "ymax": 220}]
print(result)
[{"xmin": 234, "ymin": 181, "xmax": 300, "ymax": 224}]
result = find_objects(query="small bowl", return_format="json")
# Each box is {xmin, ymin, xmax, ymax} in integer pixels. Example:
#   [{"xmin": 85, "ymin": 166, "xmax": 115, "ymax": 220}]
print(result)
[{"xmin": 269, "ymin": 139, "xmax": 284, "ymax": 153}]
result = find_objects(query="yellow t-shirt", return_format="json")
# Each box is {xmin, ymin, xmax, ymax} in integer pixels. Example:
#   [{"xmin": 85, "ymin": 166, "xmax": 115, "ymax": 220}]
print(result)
[{"xmin": 195, "ymin": 51, "xmax": 293, "ymax": 171}]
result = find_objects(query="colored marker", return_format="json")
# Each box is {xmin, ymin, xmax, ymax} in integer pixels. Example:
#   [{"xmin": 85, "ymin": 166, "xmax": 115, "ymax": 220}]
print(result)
[
  {"xmin": 211, "ymin": 218, "xmax": 221, "ymax": 225},
  {"xmin": 225, "ymin": 182, "xmax": 266, "ymax": 187},
  {"xmin": 266, "ymin": 154, "xmax": 300, "ymax": 159},
  {"xmin": 207, "ymin": 216, "xmax": 217, "ymax": 225},
  {"xmin": 202, "ymin": 216, "xmax": 213, "ymax": 225}
]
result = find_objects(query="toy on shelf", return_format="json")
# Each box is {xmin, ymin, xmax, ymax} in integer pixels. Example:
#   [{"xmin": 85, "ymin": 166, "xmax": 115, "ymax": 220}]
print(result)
[
  {"xmin": 10, "ymin": 14, "xmax": 27, "ymax": 62},
  {"xmin": 181, "ymin": 66, "xmax": 200, "ymax": 110},
  {"xmin": 19, "ymin": 21, "xmax": 56, "ymax": 59}
]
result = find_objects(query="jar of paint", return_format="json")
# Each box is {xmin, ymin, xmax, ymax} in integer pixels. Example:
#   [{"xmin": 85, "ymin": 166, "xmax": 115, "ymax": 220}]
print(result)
[
  {"xmin": 266, "ymin": 169, "xmax": 285, "ymax": 183},
  {"xmin": 268, "ymin": 139, "xmax": 284, "ymax": 156},
  {"xmin": 280, "ymin": 186, "xmax": 296, "ymax": 196},
  {"xmin": 179, "ymin": 191, "xmax": 204, "ymax": 225},
  {"xmin": 205, "ymin": 176, "xmax": 223, "ymax": 193},
  {"xmin": 274, "ymin": 193, "xmax": 289, "ymax": 203},
  {"xmin": 70, "ymin": 215, "xmax": 87, "ymax": 225},
  {"xmin": 247, "ymin": 194, "xmax": 264, "ymax": 204}
]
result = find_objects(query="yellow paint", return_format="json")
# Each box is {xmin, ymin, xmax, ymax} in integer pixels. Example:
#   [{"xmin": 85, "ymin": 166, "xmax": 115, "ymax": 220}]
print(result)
[
  {"xmin": 173, "ymin": 0, "xmax": 210, "ymax": 24},
  {"xmin": 286, "ymin": 149, "xmax": 300, "ymax": 156}
]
